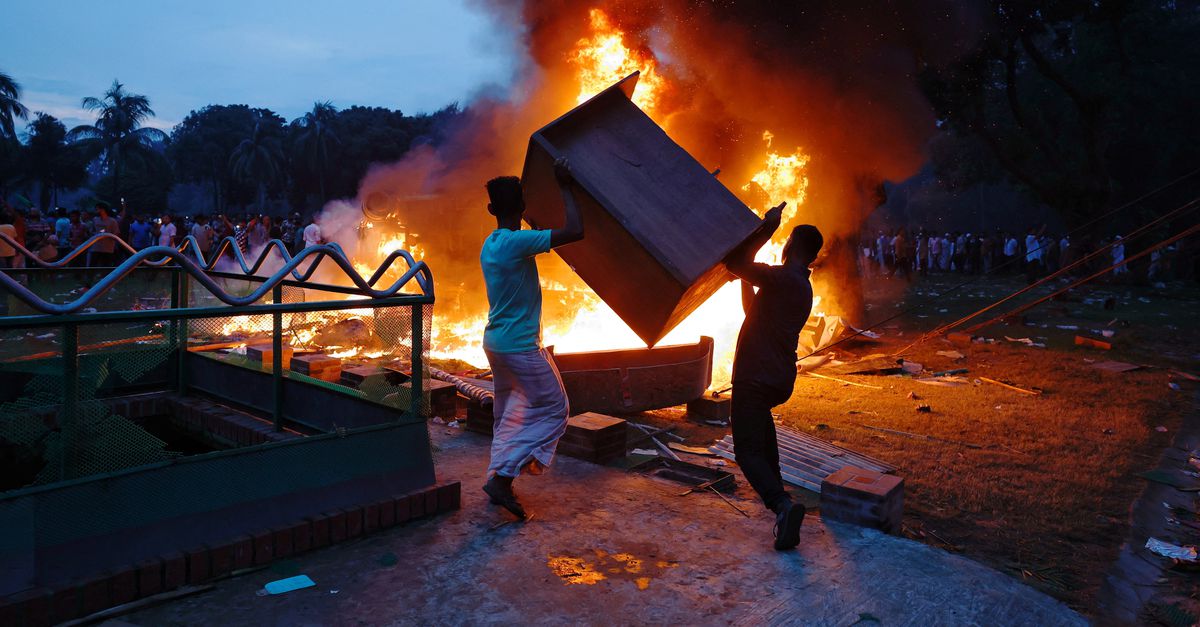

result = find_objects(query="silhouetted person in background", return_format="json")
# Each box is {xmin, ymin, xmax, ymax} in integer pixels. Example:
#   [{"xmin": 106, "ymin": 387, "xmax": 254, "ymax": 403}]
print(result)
[{"xmin": 726, "ymin": 202, "xmax": 822, "ymax": 550}]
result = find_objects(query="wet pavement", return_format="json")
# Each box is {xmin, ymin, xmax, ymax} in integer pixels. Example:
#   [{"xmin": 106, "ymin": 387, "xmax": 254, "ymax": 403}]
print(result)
[{"xmin": 121, "ymin": 425, "xmax": 1086, "ymax": 626}]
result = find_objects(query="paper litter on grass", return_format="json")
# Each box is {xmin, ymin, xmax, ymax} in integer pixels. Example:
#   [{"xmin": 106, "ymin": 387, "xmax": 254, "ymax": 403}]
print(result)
[{"xmin": 1146, "ymin": 538, "xmax": 1198, "ymax": 561}]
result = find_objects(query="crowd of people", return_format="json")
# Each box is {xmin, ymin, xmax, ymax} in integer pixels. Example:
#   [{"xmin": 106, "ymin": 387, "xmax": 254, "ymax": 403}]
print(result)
[
  {"xmin": 862, "ymin": 228, "xmax": 1185, "ymax": 283},
  {"xmin": 0, "ymin": 200, "xmax": 323, "ymax": 269}
]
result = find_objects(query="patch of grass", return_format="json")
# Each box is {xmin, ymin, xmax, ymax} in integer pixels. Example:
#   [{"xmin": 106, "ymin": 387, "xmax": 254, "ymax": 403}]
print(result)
[{"xmin": 774, "ymin": 275, "xmax": 1200, "ymax": 611}]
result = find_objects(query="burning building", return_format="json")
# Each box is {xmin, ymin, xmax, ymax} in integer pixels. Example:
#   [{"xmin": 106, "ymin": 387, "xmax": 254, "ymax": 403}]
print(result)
[{"xmin": 323, "ymin": 0, "xmax": 983, "ymax": 383}]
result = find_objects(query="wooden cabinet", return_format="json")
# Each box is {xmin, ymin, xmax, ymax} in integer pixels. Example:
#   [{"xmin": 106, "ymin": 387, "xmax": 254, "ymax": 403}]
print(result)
[{"xmin": 521, "ymin": 72, "xmax": 760, "ymax": 346}]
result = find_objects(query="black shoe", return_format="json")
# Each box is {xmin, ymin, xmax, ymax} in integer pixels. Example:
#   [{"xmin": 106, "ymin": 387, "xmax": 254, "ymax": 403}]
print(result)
[
  {"xmin": 773, "ymin": 502, "xmax": 806, "ymax": 551},
  {"xmin": 483, "ymin": 479, "xmax": 527, "ymax": 520}
]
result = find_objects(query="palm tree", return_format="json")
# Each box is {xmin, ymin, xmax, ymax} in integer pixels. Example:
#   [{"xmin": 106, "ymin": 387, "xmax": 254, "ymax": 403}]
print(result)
[
  {"xmin": 229, "ymin": 120, "xmax": 284, "ymax": 212},
  {"xmin": 294, "ymin": 101, "xmax": 339, "ymax": 201},
  {"xmin": 0, "ymin": 70, "xmax": 29, "ymax": 140},
  {"xmin": 66, "ymin": 80, "xmax": 168, "ymax": 200}
]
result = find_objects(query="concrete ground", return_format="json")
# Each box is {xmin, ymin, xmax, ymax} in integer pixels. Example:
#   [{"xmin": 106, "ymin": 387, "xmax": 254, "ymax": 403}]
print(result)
[{"xmin": 120, "ymin": 425, "xmax": 1087, "ymax": 626}]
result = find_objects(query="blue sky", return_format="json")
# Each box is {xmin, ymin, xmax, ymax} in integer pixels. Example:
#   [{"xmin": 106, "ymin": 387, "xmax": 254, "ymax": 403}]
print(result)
[{"xmin": 1, "ymin": 0, "xmax": 519, "ymax": 133}]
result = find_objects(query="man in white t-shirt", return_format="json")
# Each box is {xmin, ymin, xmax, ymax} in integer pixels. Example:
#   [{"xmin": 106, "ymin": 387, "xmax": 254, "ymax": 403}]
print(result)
[
  {"xmin": 158, "ymin": 214, "xmax": 177, "ymax": 247},
  {"xmin": 302, "ymin": 216, "xmax": 322, "ymax": 249}
]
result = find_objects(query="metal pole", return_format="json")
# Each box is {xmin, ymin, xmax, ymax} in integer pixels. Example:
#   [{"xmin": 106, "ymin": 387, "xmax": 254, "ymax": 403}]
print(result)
[
  {"xmin": 175, "ymin": 269, "xmax": 189, "ymax": 395},
  {"xmin": 409, "ymin": 304, "xmax": 424, "ymax": 420},
  {"xmin": 272, "ymin": 283, "xmax": 284, "ymax": 431},
  {"xmin": 61, "ymin": 323, "xmax": 79, "ymax": 481}
]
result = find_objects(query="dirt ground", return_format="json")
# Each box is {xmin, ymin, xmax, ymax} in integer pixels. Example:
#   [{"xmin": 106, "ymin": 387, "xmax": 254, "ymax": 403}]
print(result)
[{"xmin": 630, "ymin": 273, "xmax": 1200, "ymax": 613}]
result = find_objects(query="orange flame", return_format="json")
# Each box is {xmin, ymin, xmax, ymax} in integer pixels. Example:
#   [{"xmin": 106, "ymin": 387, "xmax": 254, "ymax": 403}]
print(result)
[{"xmin": 570, "ymin": 9, "xmax": 666, "ymax": 115}]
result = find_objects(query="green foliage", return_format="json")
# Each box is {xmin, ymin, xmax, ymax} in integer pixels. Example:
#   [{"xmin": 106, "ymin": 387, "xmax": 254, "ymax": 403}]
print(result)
[
  {"xmin": 66, "ymin": 80, "xmax": 170, "ymax": 202},
  {"xmin": 0, "ymin": 69, "xmax": 29, "ymax": 140},
  {"xmin": 169, "ymin": 104, "xmax": 286, "ymax": 212},
  {"xmin": 921, "ymin": 1, "xmax": 1200, "ymax": 228},
  {"xmin": 23, "ymin": 113, "xmax": 89, "ymax": 208}
]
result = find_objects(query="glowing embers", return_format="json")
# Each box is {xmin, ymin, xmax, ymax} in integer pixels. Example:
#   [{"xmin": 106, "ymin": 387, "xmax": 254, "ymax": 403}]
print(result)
[
  {"xmin": 547, "ymin": 548, "xmax": 678, "ymax": 589},
  {"xmin": 570, "ymin": 8, "xmax": 666, "ymax": 116}
]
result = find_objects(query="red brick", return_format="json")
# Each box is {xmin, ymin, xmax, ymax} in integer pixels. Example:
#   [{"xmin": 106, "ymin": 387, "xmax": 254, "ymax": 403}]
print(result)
[
  {"xmin": 408, "ymin": 491, "xmax": 426, "ymax": 519},
  {"xmin": 344, "ymin": 507, "xmax": 364, "ymax": 539},
  {"xmin": 273, "ymin": 528, "xmax": 294, "ymax": 558},
  {"xmin": 328, "ymin": 511, "xmax": 347, "ymax": 543},
  {"xmin": 80, "ymin": 574, "xmax": 110, "ymax": 616},
  {"xmin": 110, "ymin": 568, "xmax": 137, "ymax": 605},
  {"xmin": 231, "ymin": 535, "xmax": 254, "ymax": 570},
  {"xmin": 437, "ymin": 482, "xmax": 461, "ymax": 512},
  {"xmin": 376, "ymin": 498, "xmax": 396, "ymax": 528},
  {"xmin": 363, "ymin": 503, "xmax": 380, "ymax": 534},
  {"xmin": 209, "ymin": 541, "xmax": 235, "ymax": 577},
  {"xmin": 136, "ymin": 558, "xmax": 163, "ymax": 597},
  {"xmin": 820, "ymin": 466, "xmax": 904, "ymax": 534},
  {"xmin": 308, "ymin": 514, "xmax": 331, "ymax": 549},
  {"xmin": 253, "ymin": 530, "xmax": 274, "ymax": 565},
  {"xmin": 393, "ymin": 494, "xmax": 411, "ymax": 524},
  {"xmin": 161, "ymin": 552, "xmax": 186, "ymax": 591},
  {"xmin": 424, "ymin": 488, "xmax": 439, "ymax": 515},
  {"xmin": 49, "ymin": 585, "xmax": 82, "ymax": 623},
  {"xmin": 186, "ymin": 546, "xmax": 211, "ymax": 583},
  {"xmin": 290, "ymin": 520, "xmax": 313, "ymax": 554}
]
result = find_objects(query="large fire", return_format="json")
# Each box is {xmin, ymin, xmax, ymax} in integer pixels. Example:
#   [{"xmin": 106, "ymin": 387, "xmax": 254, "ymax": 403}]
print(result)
[
  {"xmin": 570, "ymin": 9, "xmax": 666, "ymax": 115},
  {"xmin": 344, "ymin": 7, "xmax": 828, "ymax": 385}
]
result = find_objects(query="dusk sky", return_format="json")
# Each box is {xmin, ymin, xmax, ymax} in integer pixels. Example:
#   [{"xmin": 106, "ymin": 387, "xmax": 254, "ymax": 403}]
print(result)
[{"xmin": 1, "ymin": 0, "xmax": 519, "ymax": 133}]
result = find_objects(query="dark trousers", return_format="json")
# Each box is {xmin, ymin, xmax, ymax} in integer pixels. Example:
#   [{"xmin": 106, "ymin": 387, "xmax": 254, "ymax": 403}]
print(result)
[{"xmin": 731, "ymin": 381, "xmax": 792, "ymax": 513}]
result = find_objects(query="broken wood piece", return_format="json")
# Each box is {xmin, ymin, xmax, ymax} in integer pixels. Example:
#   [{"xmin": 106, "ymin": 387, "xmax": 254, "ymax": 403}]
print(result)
[
  {"xmin": 668, "ymin": 442, "xmax": 717, "ymax": 456},
  {"xmin": 630, "ymin": 422, "xmax": 681, "ymax": 461},
  {"xmin": 978, "ymin": 376, "xmax": 1040, "ymax": 396},
  {"xmin": 806, "ymin": 372, "xmax": 883, "ymax": 389},
  {"xmin": 856, "ymin": 423, "xmax": 983, "ymax": 449}
]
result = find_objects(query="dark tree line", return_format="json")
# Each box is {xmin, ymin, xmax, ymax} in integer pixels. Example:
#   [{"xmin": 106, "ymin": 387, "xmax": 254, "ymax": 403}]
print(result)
[
  {"xmin": 0, "ymin": 71, "xmax": 464, "ymax": 215},
  {"xmin": 920, "ymin": 0, "xmax": 1200, "ymax": 230}
]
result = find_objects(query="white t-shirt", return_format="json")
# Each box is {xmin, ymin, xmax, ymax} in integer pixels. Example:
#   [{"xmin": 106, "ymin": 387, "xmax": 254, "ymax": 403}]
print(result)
[
  {"xmin": 302, "ymin": 224, "xmax": 321, "ymax": 247},
  {"xmin": 159, "ymin": 222, "xmax": 177, "ymax": 247}
]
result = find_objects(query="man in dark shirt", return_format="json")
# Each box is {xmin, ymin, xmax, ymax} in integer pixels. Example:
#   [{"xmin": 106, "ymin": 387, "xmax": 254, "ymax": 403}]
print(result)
[{"xmin": 725, "ymin": 202, "xmax": 823, "ymax": 550}]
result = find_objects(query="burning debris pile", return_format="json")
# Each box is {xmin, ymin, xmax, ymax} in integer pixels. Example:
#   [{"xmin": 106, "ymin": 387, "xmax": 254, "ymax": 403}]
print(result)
[{"xmin": 317, "ymin": 1, "xmax": 982, "ymax": 382}]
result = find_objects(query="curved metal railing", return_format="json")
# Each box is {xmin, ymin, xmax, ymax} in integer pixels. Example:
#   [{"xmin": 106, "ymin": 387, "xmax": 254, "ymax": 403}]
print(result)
[{"xmin": 0, "ymin": 231, "xmax": 433, "ymax": 315}]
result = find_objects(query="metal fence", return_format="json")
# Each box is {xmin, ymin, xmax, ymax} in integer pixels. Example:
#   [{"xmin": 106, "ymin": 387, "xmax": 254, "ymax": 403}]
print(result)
[{"xmin": 0, "ymin": 233, "xmax": 435, "ymax": 487}]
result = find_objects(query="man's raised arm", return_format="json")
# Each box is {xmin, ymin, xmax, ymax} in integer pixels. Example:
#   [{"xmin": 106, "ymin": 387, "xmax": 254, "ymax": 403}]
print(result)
[
  {"xmin": 725, "ymin": 201, "xmax": 785, "ymax": 286},
  {"xmin": 550, "ymin": 157, "xmax": 584, "ymax": 249}
]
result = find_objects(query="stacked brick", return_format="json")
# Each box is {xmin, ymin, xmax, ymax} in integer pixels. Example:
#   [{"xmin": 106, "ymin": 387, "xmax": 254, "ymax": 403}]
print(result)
[
  {"xmin": 819, "ymin": 466, "xmax": 904, "ymax": 534},
  {"xmin": 556, "ymin": 413, "xmax": 627, "ymax": 464},
  {"xmin": 0, "ymin": 482, "xmax": 461, "ymax": 626}
]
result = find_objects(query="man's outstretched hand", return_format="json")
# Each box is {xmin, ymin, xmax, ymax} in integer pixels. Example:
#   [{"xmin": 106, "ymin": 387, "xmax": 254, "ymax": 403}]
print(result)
[
  {"xmin": 764, "ymin": 201, "xmax": 786, "ymax": 225},
  {"xmin": 554, "ymin": 157, "xmax": 573, "ymax": 186}
]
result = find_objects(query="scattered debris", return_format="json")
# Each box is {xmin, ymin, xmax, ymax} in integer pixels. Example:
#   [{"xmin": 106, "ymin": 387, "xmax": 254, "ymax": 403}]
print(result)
[
  {"xmin": 1055, "ymin": 325, "xmax": 1079, "ymax": 330},
  {"xmin": 936, "ymin": 350, "xmax": 965, "ymax": 360},
  {"xmin": 1146, "ymin": 538, "xmax": 1199, "ymax": 562},
  {"xmin": 900, "ymin": 360, "xmax": 923, "ymax": 374},
  {"xmin": 631, "ymin": 448, "xmax": 659, "ymax": 457},
  {"xmin": 1005, "ymin": 336, "xmax": 1042, "ymax": 347},
  {"xmin": 1091, "ymin": 360, "xmax": 1141, "ymax": 373},
  {"xmin": 915, "ymin": 404, "xmax": 932, "ymax": 413},
  {"xmin": 1075, "ymin": 335, "xmax": 1112, "ymax": 350},
  {"xmin": 1169, "ymin": 382, "xmax": 1182, "ymax": 392},
  {"xmin": 667, "ymin": 442, "xmax": 716, "ymax": 456},
  {"xmin": 906, "ymin": 391, "xmax": 920, "ymax": 400},
  {"xmin": 806, "ymin": 372, "xmax": 883, "ymax": 389},
  {"xmin": 1100, "ymin": 329, "xmax": 1116, "ymax": 338},
  {"xmin": 709, "ymin": 425, "xmax": 894, "ymax": 493},
  {"xmin": 260, "ymin": 575, "xmax": 316, "ymax": 595},
  {"xmin": 447, "ymin": 420, "xmax": 460, "ymax": 428},
  {"xmin": 929, "ymin": 368, "xmax": 968, "ymax": 377},
  {"xmin": 1157, "ymin": 426, "xmax": 1169, "ymax": 433},
  {"xmin": 857, "ymin": 424, "xmax": 983, "ymax": 449},
  {"xmin": 703, "ymin": 419, "xmax": 728, "ymax": 427},
  {"xmin": 913, "ymin": 376, "xmax": 969, "ymax": 387},
  {"xmin": 978, "ymin": 376, "xmax": 1041, "ymax": 396},
  {"xmin": 1138, "ymin": 469, "xmax": 1200, "ymax": 491},
  {"xmin": 431, "ymin": 416, "xmax": 445, "ymax": 425}
]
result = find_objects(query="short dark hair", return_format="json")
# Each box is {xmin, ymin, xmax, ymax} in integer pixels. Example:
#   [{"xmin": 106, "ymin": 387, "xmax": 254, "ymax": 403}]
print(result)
[
  {"xmin": 486, "ymin": 176, "xmax": 524, "ymax": 216},
  {"xmin": 783, "ymin": 224, "xmax": 823, "ymax": 265}
]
